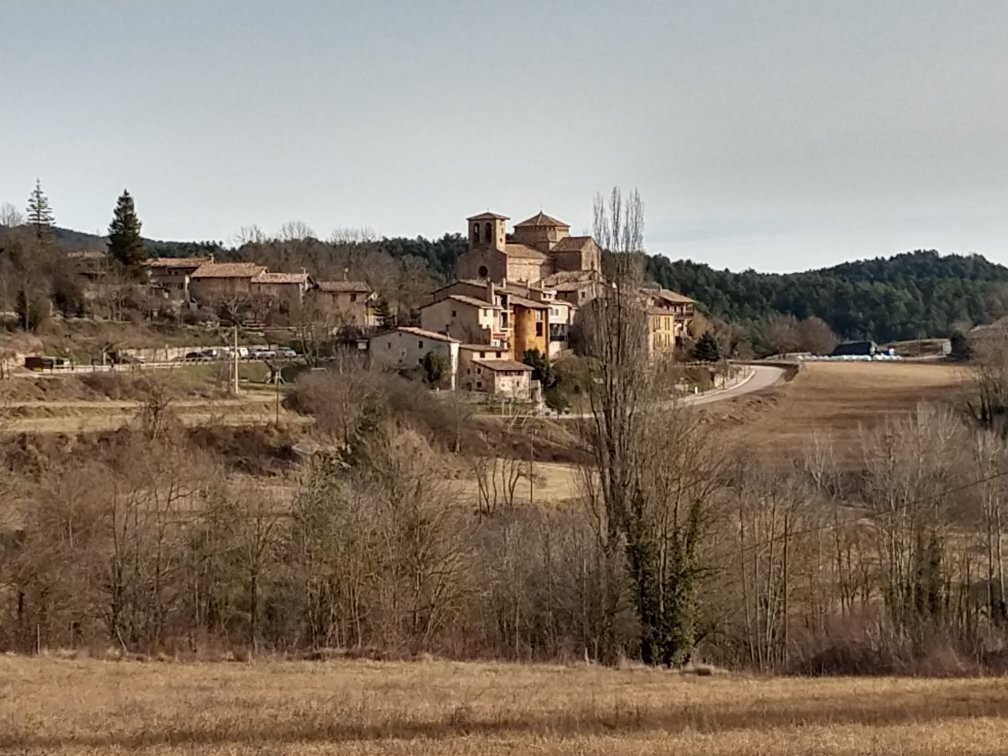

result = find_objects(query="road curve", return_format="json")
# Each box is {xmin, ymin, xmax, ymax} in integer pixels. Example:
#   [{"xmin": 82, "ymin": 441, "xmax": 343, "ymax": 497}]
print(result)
[{"xmin": 682, "ymin": 364, "xmax": 789, "ymax": 407}]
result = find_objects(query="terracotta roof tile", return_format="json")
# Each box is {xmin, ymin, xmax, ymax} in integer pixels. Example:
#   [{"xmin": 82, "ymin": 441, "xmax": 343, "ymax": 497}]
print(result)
[
  {"xmin": 191, "ymin": 262, "xmax": 266, "ymax": 279},
  {"xmin": 551, "ymin": 236, "xmax": 595, "ymax": 253},
  {"xmin": 467, "ymin": 211, "xmax": 509, "ymax": 221},
  {"xmin": 515, "ymin": 211, "xmax": 569, "ymax": 228},
  {"xmin": 384, "ymin": 326, "xmax": 460, "ymax": 343},
  {"xmin": 444, "ymin": 294, "xmax": 499, "ymax": 309},
  {"xmin": 146, "ymin": 257, "xmax": 211, "ymax": 268},
  {"xmin": 508, "ymin": 294, "xmax": 549, "ymax": 310},
  {"xmin": 253, "ymin": 271, "xmax": 311, "ymax": 285},
  {"xmin": 503, "ymin": 243, "xmax": 546, "ymax": 260},
  {"xmin": 315, "ymin": 280, "xmax": 371, "ymax": 293},
  {"xmin": 460, "ymin": 343, "xmax": 508, "ymax": 352},
  {"xmin": 473, "ymin": 358, "xmax": 533, "ymax": 372}
]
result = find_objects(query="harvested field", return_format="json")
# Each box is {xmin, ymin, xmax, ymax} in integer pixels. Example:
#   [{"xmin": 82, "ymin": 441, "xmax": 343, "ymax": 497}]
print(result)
[
  {"xmin": 0, "ymin": 656, "xmax": 1005, "ymax": 754},
  {"xmin": 0, "ymin": 394, "xmax": 306, "ymax": 434},
  {"xmin": 706, "ymin": 361, "xmax": 967, "ymax": 464}
]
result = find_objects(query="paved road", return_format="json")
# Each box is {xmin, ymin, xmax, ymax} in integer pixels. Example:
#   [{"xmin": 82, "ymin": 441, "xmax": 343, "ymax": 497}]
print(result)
[
  {"xmin": 545, "ymin": 363, "xmax": 790, "ymax": 420},
  {"xmin": 681, "ymin": 364, "xmax": 789, "ymax": 407}
]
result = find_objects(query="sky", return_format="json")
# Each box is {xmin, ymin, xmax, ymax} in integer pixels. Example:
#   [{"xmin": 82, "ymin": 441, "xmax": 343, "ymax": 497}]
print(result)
[{"xmin": 2, "ymin": 1, "xmax": 1006, "ymax": 272}]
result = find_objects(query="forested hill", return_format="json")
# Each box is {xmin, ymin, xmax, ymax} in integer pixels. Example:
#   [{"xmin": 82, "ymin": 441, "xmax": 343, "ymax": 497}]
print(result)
[
  {"xmin": 646, "ymin": 250, "xmax": 1008, "ymax": 342},
  {"xmin": 50, "ymin": 227, "xmax": 225, "ymax": 258}
]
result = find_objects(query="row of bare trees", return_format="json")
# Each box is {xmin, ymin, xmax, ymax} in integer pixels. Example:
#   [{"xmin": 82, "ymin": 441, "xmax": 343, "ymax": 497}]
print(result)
[{"xmin": 3, "ymin": 367, "xmax": 1008, "ymax": 670}]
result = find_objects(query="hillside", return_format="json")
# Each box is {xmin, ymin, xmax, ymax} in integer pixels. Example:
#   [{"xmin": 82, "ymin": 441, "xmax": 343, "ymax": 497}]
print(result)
[
  {"xmin": 49, "ymin": 226, "xmax": 225, "ymax": 258},
  {"xmin": 647, "ymin": 250, "xmax": 1008, "ymax": 342}
]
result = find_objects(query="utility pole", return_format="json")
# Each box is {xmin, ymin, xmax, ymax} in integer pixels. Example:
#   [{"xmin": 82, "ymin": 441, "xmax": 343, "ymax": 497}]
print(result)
[
  {"xmin": 232, "ymin": 324, "xmax": 240, "ymax": 394},
  {"xmin": 275, "ymin": 369, "xmax": 280, "ymax": 426},
  {"xmin": 528, "ymin": 426, "xmax": 534, "ymax": 504}
]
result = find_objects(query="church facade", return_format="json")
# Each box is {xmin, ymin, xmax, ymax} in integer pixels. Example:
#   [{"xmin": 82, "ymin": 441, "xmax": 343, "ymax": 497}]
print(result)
[{"xmin": 456, "ymin": 211, "xmax": 602, "ymax": 285}]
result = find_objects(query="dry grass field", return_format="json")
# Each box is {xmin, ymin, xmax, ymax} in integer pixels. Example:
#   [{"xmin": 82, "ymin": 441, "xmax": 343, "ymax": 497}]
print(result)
[
  {"xmin": 708, "ymin": 361, "xmax": 968, "ymax": 464},
  {"xmin": 0, "ymin": 656, "xmax": 1005, "ymax": 754}
]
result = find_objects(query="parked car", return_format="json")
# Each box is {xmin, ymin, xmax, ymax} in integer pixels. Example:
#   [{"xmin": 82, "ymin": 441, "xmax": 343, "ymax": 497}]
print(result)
[{"xmin": 275, "ymin": 346, "xmax": 298, "ymax": 359}]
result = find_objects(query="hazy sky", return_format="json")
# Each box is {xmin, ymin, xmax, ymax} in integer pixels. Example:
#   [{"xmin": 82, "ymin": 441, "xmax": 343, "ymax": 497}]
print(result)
[{"xmin": 2, "ymin": 1, "xmax": 1006, "ymax": 272}]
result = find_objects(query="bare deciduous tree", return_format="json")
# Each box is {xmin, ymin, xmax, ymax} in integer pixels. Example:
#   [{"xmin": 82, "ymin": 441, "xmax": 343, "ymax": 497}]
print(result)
[{"xmin": 0, "ymin": 202, "xmax": 24, "ymax": 228}]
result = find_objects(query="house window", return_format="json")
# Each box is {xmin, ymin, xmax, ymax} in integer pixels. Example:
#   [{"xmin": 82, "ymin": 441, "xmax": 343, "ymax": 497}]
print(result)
[
  {"xmin": 485, "ymin": 222, "xmax": 492, "ymax": 241},
  {"xmin": 451, "ymin": 310, "xmax": 457, "ymax": 317},
  {"xmin": 472, "ymin": 224, "xmax": 480, "ymax": 243},
  {"xmin": 350, "ymin": 294, "xmax": 357, "ymax": 303},
  {"xmin": 386, "ymin": 342, "xmax": 392, "ymax": 349},
  {"xmin": 535, "ymin": 323, "xmax": 543, "ymax": 337},
  {"xmin": 478, "ymin": 265, "xmax": 488, "ymax": 278},
  {"xmin": 476, "ymin": 381, "xmax": 483, "ymax": 389},
  {"xmin": 418, "ymin": 340, "xmax": 424, "ymax": 348},
  {"xmin": 480, "ymin": 351, "xmax": 485, "ymax": 358}
]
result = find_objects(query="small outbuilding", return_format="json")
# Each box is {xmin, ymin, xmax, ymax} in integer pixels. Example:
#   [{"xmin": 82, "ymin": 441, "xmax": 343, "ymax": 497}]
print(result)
[{"xmin": 830, "ymin": 340, "xmax": 878, "ymax": 357}]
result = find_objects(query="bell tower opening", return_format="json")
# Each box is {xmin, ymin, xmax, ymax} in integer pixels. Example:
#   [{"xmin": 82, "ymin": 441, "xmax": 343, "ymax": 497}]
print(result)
[{"xmin": 466, "ymin": 212, "xmax": 509, "ymax": 254}]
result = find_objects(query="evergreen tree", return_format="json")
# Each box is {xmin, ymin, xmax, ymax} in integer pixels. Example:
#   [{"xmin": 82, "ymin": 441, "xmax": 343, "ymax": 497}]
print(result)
[
  {"xmin": 949, "ymin": 330, "xmax": 972, "ymax": 361},
  {"xmin": 522, "ymin": 348, "xmax": 557, "ymax": 389},
  {"xmin": 692, "ymin": 331, "xmax": 721, "ymax": 362},
  {"xmin": 107, "ymin": 189, "xmax": 146, "ymax": 275},
  {"xmin": 422, "ymin": 350, "xmax": 450, "ymax": 386},
  {"xmin": 25, "ymin": 179, "xmax": 55, "ymax": 242},
  {"xmin": 374, "ymin": 299, "xmax": 395, "ymax": 328}
]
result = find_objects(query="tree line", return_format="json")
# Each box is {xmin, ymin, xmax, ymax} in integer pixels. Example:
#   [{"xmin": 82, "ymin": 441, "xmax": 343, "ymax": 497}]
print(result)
[{"xmin": 647, "ymin": 251, "xmax": 1008, "ymax": 347}]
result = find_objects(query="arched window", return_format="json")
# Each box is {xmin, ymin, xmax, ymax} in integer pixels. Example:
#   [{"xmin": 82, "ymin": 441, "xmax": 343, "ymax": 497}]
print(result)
[
  {"xmin": 485, "ymin": 222, "xmax": 492, "ymax": 243},
  {"xmin": 472, "ymin": 224, "xmax": 480, "ymax": 244}
]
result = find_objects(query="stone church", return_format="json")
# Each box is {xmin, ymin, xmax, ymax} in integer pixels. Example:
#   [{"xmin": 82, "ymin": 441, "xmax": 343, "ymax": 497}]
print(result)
[{"xmin": 456, "ymin": 211, "xmax": 602, "ymax": 285}]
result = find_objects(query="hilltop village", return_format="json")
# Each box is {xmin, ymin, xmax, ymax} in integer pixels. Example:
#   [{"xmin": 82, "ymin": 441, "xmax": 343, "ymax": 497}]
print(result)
[{"xmin": 132, "ymin": 210, "xmax": 696, "ymax": 400}]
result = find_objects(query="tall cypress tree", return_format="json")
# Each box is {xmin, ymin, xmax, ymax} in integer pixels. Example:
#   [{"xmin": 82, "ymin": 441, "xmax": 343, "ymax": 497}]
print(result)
[
  {"xmin": 107, "ymin": 189, "xmax": 146, "ymax": 275},
  {"xmin": 25, "ymin": 178, "xmax": 55, "ymax": 242}
]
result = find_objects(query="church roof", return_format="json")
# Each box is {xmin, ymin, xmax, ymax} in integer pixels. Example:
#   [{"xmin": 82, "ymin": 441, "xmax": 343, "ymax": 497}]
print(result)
[
  {"xmin": 515, "ymin": 211, "xmax": 569, "ymax": 228},
  {"xmin": 467, "ymin": 211, "xmax": 509, "ymax": 221},
  {"xmin": 551, "ymin": 236, "xmax": 596, "ymax": 253},
  {"xmin": 504, "ymin": 243, "xmax": 546, "ymax": 260}
]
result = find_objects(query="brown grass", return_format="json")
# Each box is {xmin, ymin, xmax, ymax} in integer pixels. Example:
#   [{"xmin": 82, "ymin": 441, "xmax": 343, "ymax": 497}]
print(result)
[
  {"xmin": 0, "ymin": 656, "xmax": 1005, "ymax": 754},
  {"xmin": 706, "ymin": 361, "xmax": 967, "ymax": 464}
]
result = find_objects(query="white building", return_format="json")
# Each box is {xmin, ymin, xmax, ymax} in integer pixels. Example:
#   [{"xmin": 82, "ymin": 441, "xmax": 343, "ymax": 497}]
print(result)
[{"xmin": 368, "ymin": 327, "xmax": 460, "ymax": 389}]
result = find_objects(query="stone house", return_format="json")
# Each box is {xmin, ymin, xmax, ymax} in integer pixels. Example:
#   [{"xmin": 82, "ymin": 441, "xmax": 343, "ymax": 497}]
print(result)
[
  {"xmin": 308, "ymin": 280, "xmax": 376, "ymax": 326},
  {"xmin": 539, "ymin": 269, "xmax": 607, "ymax": 307},
  {"xmin": 419, "ymin": 294, "xmax": 502, "ymax": 345},
  {"xmin": 368, "ymin": 327, "xmax": 459, "ymax": 389},
  {"xmin": 146, "ymin": 257, "xmax": 212, "ymax": 300},
  {"xmin": 424, "ymin": 279, "xmax": 548, "ymax": 360},
  {"xmin": 187, "ymin": 262, "xmax": 266, "ymax": 304},
  {"xmin": 458, "ymin": 344, "xmax": 533, "ymax": 398},
  {"xmin": 642, "ymin": 287, "xmax": 696, "ymax": 356},
  {"xmin": 249, "ymin": 271, "xmax": 313, "ymax": 312}
]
